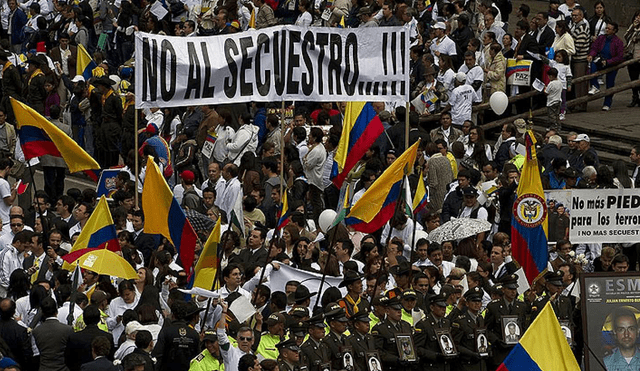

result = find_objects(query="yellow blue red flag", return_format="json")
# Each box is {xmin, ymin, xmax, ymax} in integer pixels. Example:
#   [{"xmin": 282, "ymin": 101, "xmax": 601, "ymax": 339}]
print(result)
[
  {"xmin": 77, "ymin": 44, "xmax": 97, "ymax": 80},
  {"xmin": 498, "ymin": 301, "xmax": 579, "ymax": 371},
  {"xmin": 345, "ymin": 141, "xmax": 419, "ymax": 232},
  {"xmin": 511, "ymin": 130, "xmax": 548, "ymax": 284},
  {"xmin": 193, "ymin": 217, "xmax": 222, "ymax": 290},
  {"xmin": 331, "ymin": 102, "xmax": 384, "ymax": 188},
  {"xmin": 412, "ymin": 169, "xmax": 429, "ymax": 214},
  {"xmin": 11, "ymin": 97, "xmax": 100, "ymax": 174},
  {"xmin": 142, "ymin": 156, "xmax": 197, "ymax": 275},
  {"xmin": 61, "ymin": 196, "xmax": 120, "ymax": 269}
]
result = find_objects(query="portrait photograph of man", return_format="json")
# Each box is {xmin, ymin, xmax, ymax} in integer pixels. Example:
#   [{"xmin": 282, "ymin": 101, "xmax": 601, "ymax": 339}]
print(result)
[{"xmin": 604, "ymin": 308, "xmax": 640, "ymax": 371}]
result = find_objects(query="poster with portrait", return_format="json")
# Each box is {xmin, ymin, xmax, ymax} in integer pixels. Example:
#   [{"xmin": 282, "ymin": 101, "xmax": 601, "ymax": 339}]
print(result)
[
  {"xmin": 559, "ymin": 320, "xmax": 573, "ymax": 347},
  {"xmin": 366, "ymin": 351, "xmax": 382, "ymax": 371},
  {"xmin": 544, "ymin": 189, "xmax": 572, "ymax": 245},
  {"xmin": 475, "ymin": 329, "xmax": 489, "ymax": 357},
  {"xmin": 435, "ymin": 329, "xmax": 458, "ymax": 357},
  {"xmin": 581, "ymin": 272, "xmax": 640, "ymax": 371},
  {"xmin": 341, "ymin": 346, "xmax": 355, "ymax": 371},
  {"xmin": 502, "ymin": 316, "xmax": 521, "ymax": 345},
  {"xmin": 395, "ymin": 334, "xmax": 417, "ymax": 362}
]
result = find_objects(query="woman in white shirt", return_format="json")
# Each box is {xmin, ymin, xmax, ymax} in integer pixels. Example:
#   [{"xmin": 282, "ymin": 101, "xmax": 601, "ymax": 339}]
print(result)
[
  {"xmin": 464, "ymin": 126, "xmax": 493, "ymax": 161},
  {"xmin": 295, "ymin": 0, "xmax": 313, "ymax": 27},
  {"xmin": 436, "ymin": 54, "xmax": 456, "ymax": 98},
  {"xmin": 107, "ymin": 280, "xmax": 140, "ymax": 346}
]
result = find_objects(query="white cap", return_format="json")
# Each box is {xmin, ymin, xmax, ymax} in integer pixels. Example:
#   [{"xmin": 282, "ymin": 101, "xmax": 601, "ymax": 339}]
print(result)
[
  {"xmin": 71, "ymin": 75, "xmax": 85, "ymax": 83},
  {"xmin": 455, "ymin": 72, "xmax": 467, "ymax": 83},
  {"xmin": 125, "ymin": 321, "xmax": 144, "ymax": 335},
  {"xmin": 575, "ymin": 133, "xmax": 590, "ymax": 143},
  {"xmin": 433, "ymin": 22, "xmax": 446, "ymax": 30}
]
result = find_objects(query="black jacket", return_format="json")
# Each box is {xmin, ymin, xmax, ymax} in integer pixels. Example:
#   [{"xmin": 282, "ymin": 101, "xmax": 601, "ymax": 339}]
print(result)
[{"xmin": 65, "ymin": 325, "xmax": 114, "ymax": 371}]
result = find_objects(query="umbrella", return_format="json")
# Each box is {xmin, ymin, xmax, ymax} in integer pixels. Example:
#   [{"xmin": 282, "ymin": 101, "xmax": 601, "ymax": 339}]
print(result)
[
  {"xmin": 61, "ymin": 247, "xmax": 102, "ymax": 264},
  {"xmin": 185, "ymin": 209, "xmax": 215, "ymax": 232},
  {"xmin": 427, "ymin": 217, "xmax": 492, "ymax": 244},
  {"xmin": 74, "ymin": 249, "xmax": 137, "ymax": 279}
]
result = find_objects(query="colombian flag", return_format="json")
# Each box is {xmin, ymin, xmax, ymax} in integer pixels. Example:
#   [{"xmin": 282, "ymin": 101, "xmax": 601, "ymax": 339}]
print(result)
[
  {"xmin": 498, "ymin": 302, "xmax": 579, "ymax": 371},
  {"xmin": 11, "ymin": 97, "xmax": 100, "ymax": 174},
  {"xmin": 331, "ymin": 102, "xmax": 384, "ymax": 188},
  {"xmin": 193, "ymin": 218, "xmax": 222, "ymax": 290},
  {"xmin": 142, "ymin": 156, "xmax": 197, "ymax": 275},
  {"xmin": 77, "ymin": 44, "xmax": 97, "ymax": 81},
  {"xmin": 275, "ymin": 188, "xmax": 290, "ymax": 232},
  {"xmin": 345, "ymin": 141, "xmax": 419, "ymax": 233},
  {"xmin": 412, "ymin": 169, "xmax": 429, "ymax": 215},
  {"xmin": 511, "ymin": 130, "xmax": 548, "ymax": 284},
  {"xmin": 62, "ymin": 196, "xmax": 120, "ymax": 268},
  {"xmin": 506, "ymin": 58, "xmax": 533, "ymax": 79},
  {"xmin": 425, "ymin": 0, "xmax": 433, "ymax": 11}
]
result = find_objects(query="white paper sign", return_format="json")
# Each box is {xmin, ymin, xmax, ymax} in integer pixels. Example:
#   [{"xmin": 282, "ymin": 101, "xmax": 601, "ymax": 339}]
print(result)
[
  {"xmin": 150, "ymin": 1, "xmax": 169, "ymax": 21},
  {"xmin": 532, "ymin": 78, "xmax": 545, "ymax": 92},
  {"xmin": 229, "ymin": 295, "xmax": 257, "ymax": 324}
]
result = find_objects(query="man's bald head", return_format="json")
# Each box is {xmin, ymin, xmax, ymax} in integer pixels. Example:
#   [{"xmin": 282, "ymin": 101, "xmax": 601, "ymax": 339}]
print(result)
[
  {"xmin": 9, "ymin": 206, "xmax": 23, "ymax": 216},
  {"xmin": 0, "ymin": 298, "xmax": 16, "ymax": 320}
]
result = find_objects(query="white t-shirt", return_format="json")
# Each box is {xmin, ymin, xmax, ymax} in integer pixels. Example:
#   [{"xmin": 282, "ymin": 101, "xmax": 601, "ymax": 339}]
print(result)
[
  {"xmin": 458, "ymin": 64, "xmax": 484, "ymax": 102},
  {"xmin": 295, "ymin": 11, "xmax": 312, "ymax": 27},
  {"xmin": 546, "ymin": 79, "xmax": 563, "ymax": 106},
  {"xmin": 448, "ymin": 84, "xmax": 478, "ymax": 126},
  {"xmin": 437, "ymin": 69, "xmax": 456, "ymax": 96},
  {"xmin": 559, "ymin": 3, "xmax": 580, "ymax": 18},
  {"xmin": 0, "ymin": 178, "xmax": 11, "ymax": 225},
  {"xmin": 430, "ymin": 35, "xmax": 457, "ymax": 66}
]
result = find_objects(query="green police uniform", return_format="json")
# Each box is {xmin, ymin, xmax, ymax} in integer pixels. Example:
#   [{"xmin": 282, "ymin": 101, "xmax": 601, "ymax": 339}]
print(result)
[{"xmin": 189, "ymin": 349, "xmax": 224, "ymax": 371}]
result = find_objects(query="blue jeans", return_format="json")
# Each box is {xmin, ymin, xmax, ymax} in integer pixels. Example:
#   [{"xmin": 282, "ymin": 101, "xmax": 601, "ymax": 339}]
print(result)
[{"xmin": 591, "ymin": 62, "xmax": 618, "ymax": 107}]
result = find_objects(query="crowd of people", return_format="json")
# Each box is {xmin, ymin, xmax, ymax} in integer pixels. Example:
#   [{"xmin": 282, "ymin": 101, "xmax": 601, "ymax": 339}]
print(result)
[{"xmin": 0, "ymin": 0, "xmax": 638, "ymax": 370}]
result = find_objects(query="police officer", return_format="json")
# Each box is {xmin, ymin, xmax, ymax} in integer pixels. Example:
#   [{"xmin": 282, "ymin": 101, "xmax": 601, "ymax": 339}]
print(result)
[
  {"xmin": 531, "ymin": 270, "xmax": 573, "ymax": 323},
  {"xmin": 152, "ymin": 301, "xmax": 201, "ymax": 371},
  {"xmin": 346, "ymin": 309, "xmax": 375, "ymax": 371},
  {"xmin": 450, "ymin": 287, "xmax": 488, "ymax": 371},
  {"xmin": 401, "ymin": 289, "xmax": 424, "ymax": 327},
  {"xmin": 484, "ymin": 274, "xmax": 530, "ymax": 369},
  {"xmin": 321, "ymin": 303, "xmax": 350, "ymax": 370},
  {"xmin": 415, "ymin": 292, "xmax": 455, "ymax": 371},
  {"xmin": 189, "ymin": 330, "xmax": 224, "ymax": 371},
  {"xmin": 288, "ymin": 320, "xmax": 310, "ymax": 369},
  {"xmin": 277, "ymin": 338, "xmax": 304, "ymax": 371},
  {"xmin": 257, "ymin": 313, "xmax": 286, "ymax": 360},
  {"xmin": 338, "ymin": 270, "xmax": 369, "ymax": 318},
  {"xmin": 371, "ymin": 294, "xmax": 413, "ymax": 371},
  {"xmin": 301, "ymin": 315, "xmax": 330, "ymax": 371}
]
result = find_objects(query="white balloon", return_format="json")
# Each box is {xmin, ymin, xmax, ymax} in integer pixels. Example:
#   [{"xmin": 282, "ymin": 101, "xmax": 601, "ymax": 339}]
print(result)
[
  {"xmin": 318, "ymin": 209, "xmax": 338, "ymax": 233},
  {"xmin": 489, "ymin": 91, "xmax": 509, "ymax": 115}
]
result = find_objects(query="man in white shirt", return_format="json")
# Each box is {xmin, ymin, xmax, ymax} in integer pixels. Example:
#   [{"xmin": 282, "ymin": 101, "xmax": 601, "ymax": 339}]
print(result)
[
  {"xmin": 458, "ymin": 51, "xmax": 484, "ymax": 103},
  {"xmin": 445, "ymin": 72, "xmax": 479, "ymax": 127},
  {"xmin": 0, "ymin": 214, "xmax": 25, "ymax": 249},
  {"xmin": 201, "ymin": 162, "xmax": 224, "ymax": 190},
  {"xmin": 480, "ymin": 11, "xmax": 505, "ymax": 47},
  {"xmin": 303, "ymin": 127, "xmax": 327, "ymax": 225},
  {"xmin": 68, "ymin": 202, "xmax": 92, "ymax": 238},
  {"xmin": 430, "ymin": 21, "xmax": 457, "ymax": 66},
  {"xmin": 214, "ymin": 263, "xmax": 252, "ymax": 300},
  {"xmin": 217, "ymin": 300, "xmax": 255, "ymax": 371},
  {"xmin": 215, "ymin": 163, "xmax": 242, "ymax": 217},
  {"xmin": 0, "ymin": 158, "xmax": 16, "ymax": 226},
  {"xmin": 0, "ymin": 230, "xmax": 32, "ymax": 297},
  {"xmin": 426, "ymin": 244, "xmax": 455, "ymax": 278}
]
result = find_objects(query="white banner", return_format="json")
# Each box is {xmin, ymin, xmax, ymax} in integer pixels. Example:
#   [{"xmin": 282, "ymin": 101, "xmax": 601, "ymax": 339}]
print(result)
[
  {"xmin": 269, "ymin": 264, "xmax": 346, "ymax": 311},
  {"xmin": 562, "ymin": 189, "xmax": 640, "ymax": 243},
  {"xmin": 134, "ymin": 26, "xmax": 410, "ymax": 108}
]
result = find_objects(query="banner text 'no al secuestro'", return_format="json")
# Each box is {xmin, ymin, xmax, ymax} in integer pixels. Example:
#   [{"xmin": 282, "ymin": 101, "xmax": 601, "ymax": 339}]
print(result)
[{"xmin": 134, "ymin": 26, "xmax": 410, "ymax": 108}]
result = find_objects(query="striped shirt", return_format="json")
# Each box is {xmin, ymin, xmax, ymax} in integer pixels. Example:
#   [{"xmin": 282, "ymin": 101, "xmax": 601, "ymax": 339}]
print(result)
[{"xmin": 570, "ymin": 20, "xmax": 591, "ymax": 61}]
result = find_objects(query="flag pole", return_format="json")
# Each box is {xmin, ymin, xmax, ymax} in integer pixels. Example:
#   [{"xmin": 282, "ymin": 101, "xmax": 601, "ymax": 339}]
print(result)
[
  {"xmin": 134, "ymin": 109, "xmax": 139, "ymax": 208},
  {"xmin": 279, "ymin": 100, "xmax": 285, "ymax": 206},
  {"xmin": 26, "ymin": 162, "xmax": 50, "ymax": 239},
  {"xmin": 404, "ymin": 102, "xmax": 410, "ymax": 151},
  {"xmin": 313, "ymin": 226, "xmax": 340, "ymax": 310}
]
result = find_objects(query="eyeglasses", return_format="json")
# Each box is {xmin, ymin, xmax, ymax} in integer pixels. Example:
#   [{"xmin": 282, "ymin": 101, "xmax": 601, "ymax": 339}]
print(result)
[
  {"xmin": 239, "ymin": 336, "xmax": 253, "ymax": 341},
  {"xmin": 10, "ymin": 223, "xmax": 23, "ymax": 227}
]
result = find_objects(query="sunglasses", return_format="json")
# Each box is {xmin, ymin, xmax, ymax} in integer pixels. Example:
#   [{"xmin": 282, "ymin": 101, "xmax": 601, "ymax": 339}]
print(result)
[
  {"xmin": 239, "ymin": 336, "xmax": 253, "ymax": 342},
  {"xmin": 10, "ymin": 223, "xmax": 23, "ymax": 227}
]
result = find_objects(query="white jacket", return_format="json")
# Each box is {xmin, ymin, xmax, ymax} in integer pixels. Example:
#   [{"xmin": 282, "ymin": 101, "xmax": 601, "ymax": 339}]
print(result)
[{"xmin": 227, "ymin": 124, "xmax": 259, "ymax": 166}]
